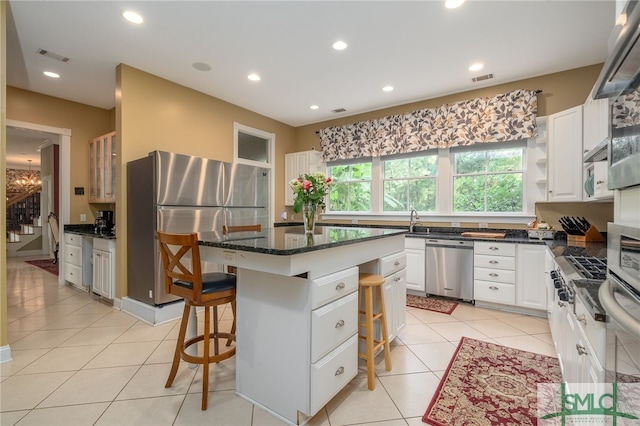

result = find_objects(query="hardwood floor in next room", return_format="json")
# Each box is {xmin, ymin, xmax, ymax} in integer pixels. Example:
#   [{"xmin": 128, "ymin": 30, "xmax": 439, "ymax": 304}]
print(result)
[{"xmin": 1, "ymin": 256, "xmax": 555, "ymax": 426}]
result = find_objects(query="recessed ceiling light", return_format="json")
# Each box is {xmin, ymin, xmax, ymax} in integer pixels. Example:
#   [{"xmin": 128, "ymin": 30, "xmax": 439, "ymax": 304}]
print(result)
[
  {"xmin": 309, "ymin": 105, "xmax": 319, "ymax": 110},
  {"xmin": 332, "ymin": 40, "xmax": 348, "ymax": 51},
  {"xmin": 445, "ymin": 0, "xmax": 465, "ymax": 9},
  {"xmin": 122, "ymin": 10, "xmax": 144, "ymax": 24},
  {"xmin": 382, "ymin": 85, "xmax": 394, "ymax": 92},
  {"xmin": 43, "ymin": 71, "xmax": 60, "ymax": 78},
  {"xmin": 192, "ymin": 62, "xmax": 212, "ymax": 72},
  {"xmin": 248, "ymin": 73, "xmax": 261, "ymax": 81},
  {"xmin": 468, "ymin": 63, "xmax": 484, "ymax": 72}
]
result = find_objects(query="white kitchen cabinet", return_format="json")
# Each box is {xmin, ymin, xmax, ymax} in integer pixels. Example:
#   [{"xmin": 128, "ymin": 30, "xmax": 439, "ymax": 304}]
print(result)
[
  {"xmin": 89, "ymin": 131, "xmax": 117, "ymax": 203},
  {"xmin": 547, "ymin": 105, "xmax": 584, "ymax": 202},
  {"xmin": 474, "ymin": 242, "xmax": 516, "ymax": 305},
  {"xmin": 92, "ymin": 238, "xmax": 115, "ymax": 299},
  {"xmin": 516, "ymin": 244, "xmax": 547, "ymax": 311},
  {"xmin": 284, "ymin": 150, "xmax": 324, "ymax": 206},
  {"xmin": 582, "ymin": 97, "xmax": 609, "ymax": 156},
  {"xmin": 63, "ymin": 232, "xmax": 92, "ymax": 291},
  {"xmin": 404, "ymin": 237, "xmax": 425, "ymax": 293},
  {"xmin": 592, "ymin": 161, "xmax": 613, "ymax": 200}
]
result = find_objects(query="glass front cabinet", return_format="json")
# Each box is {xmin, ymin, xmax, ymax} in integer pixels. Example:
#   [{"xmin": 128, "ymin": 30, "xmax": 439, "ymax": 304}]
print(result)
[{"xmin": 89, "ymin": 131, "xmax": 116, "ymax": 203}]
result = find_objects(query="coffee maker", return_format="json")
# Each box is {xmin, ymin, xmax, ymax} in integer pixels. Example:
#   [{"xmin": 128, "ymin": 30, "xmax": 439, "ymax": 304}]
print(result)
[{"xmin": 95, "ymin": 210, "xmax": 114, "ymax": 235}]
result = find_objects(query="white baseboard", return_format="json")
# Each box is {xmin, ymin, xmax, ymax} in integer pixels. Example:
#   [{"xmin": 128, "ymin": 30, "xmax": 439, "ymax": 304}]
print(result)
[
  {"xmin": 0, "ymin": 345, "xmax": 13, "ymax": 364},
  {"xmin": 121, "ymin": 297, "xmax": 184, "ymax": 326}
]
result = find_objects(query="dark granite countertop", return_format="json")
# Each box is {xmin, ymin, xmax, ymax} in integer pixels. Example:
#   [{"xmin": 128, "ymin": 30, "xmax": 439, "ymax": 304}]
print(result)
[
  {"xmin": 64, "ymin": 224, "xmax": 116, "ymax": 239},
  {"xmin": 199, "ymin": 226, "xmax": 406, "ymax": 255}
]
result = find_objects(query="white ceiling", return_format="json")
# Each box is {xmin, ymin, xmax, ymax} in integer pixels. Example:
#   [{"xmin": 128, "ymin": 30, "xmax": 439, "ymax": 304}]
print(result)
[{"xmin": 6, "ymin": 0, "xmax": 616, "ymax": 163}]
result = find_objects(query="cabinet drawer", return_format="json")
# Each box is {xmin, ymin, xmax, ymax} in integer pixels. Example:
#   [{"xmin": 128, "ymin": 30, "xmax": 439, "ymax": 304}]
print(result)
[
  {"xmin": 404, "ymin": 237, "xmax": 425, "ymax": 250},
  {"xmin": 474, "ymin": 280, "xmax": 515, "ymax": 305},
  {"xmin": 310, "ymin": 334, "xmax": 358, "ymax": 414},
  {"xmin": 474, "ymin": 254, "xmax": 515, "ymax": 270},
  {"xmin": 65, "ymin": 244, "xmax": 82, "ymax": 266},
  {"xmin": 65, "ymin": 263, "xmax": 82, "ymax": 286},
  {"xmin": 311, "ymin": 291, "xmax": 358, "ymax": 363},
  {"xmin": 474, "ymin": 267, "xmax": 516, "ymax": 284},
  {"xmin": 93, "ymin": 237, "xmax": 114, "ymax": 252},
  {"xmin": 64, "ymin": 233, "xmax": 83, "ymax": 247},
  {"xmin": 379, "ymin": 252, "xmax": 406, "ymax": 277},
  {"xmin": 474, "ymin": 242, "xmax": 516, "ymax": 257},
  {"xmin": 310, "ymin": 267, "xmax": 358, "ymax": 309},
  {"xmin": 574, "ymin": 302, "xmax": 606, "ymax": 364}
]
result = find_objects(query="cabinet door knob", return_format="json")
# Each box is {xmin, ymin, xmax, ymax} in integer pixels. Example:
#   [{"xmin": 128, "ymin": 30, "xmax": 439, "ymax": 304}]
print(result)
[
  {"xmin": 335, "ymin": 282, "xmax": 345, "ymax": 290},
  {"xmin": 335, "ymin": 319, "xmax": 345, "ymax": 328},
  {"xmin": 335, "ymin": 366, "xmax": 345, "ymax": 376},
  {"xmin": 577, "ymin": 314, "xmax": 587, "ymax": 325},
  {"xmin": 576, "ymin": 344, "xmax": 588, "ymax": 356}
]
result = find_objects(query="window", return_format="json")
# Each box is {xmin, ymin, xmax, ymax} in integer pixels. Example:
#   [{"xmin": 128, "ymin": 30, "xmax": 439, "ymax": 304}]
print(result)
[
  {"xmin": 382, "ymin": 153, "xmax": 437, "ymax": 212},
  {"xmin": 452, "ymin": 145, "xmax": 524, "ymax": 213},
  {"xmin": 233, "ymin": 122, "xmax": 274, "ymax": 166},
  {"xmin": 328, "ymin": 161, "xmax": 372, "ymax": 212}
]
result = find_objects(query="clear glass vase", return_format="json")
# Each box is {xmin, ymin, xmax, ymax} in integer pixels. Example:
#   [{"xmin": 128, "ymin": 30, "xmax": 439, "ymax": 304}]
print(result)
[{"xmin": 302, "ymin": 202, "xmax": 317, "ymax": 234}]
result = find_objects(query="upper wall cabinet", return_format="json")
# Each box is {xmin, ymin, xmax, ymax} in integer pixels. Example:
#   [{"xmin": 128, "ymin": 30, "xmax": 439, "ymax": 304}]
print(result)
[
  {"xmin": 547, "ymin": 106, "xmax": 584, "ymax": 202},
  {"xmin": 583, "ymin": 97, "xmax": 609, "ymax": 157},
  {"xmin": 284, "ymin": 150, "xmax": 324, "ymax": 206},
  {"xmin": 89, "ymin": 131, "xmax": 117, "ymax": 203}
]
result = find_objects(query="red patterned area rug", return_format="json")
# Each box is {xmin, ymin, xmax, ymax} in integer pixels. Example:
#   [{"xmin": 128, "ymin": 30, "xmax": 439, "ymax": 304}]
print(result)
[
  {"xmin": 25, "ymin": 258, "xmax": 59, "ymax": 276},
  {"xmin": 407, "ymin": 294, "xmax": 458, "ymax": 314},
  {"xmin": 423, "ymin": 337, "xmax": 562, "ymax": 426}
]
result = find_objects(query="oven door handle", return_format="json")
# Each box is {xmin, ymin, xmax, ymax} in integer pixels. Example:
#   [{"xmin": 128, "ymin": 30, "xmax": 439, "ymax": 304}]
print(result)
[{"xmin": 599, "ymin": 279, "xmax": 640, "ymax": 339}]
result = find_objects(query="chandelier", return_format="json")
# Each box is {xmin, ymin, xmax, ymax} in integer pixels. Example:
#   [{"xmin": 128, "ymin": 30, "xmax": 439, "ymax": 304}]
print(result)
[{"xmin": 13, "ymin": 160, "xmax": 42, "ymax": 188}]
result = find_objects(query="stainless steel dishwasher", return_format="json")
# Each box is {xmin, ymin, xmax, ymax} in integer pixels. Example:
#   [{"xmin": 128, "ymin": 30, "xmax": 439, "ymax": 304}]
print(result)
[{"xmin": 425, "ymin": 239, "xmax": 474, "ymax": 301}]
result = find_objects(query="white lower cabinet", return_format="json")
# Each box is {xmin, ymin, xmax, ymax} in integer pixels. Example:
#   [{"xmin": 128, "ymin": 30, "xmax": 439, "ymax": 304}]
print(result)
[
  {"xmin": 404, "ymin": 237, "xmax": 425, "ymax": 292},
  {"xmin": 473, "ymin": 242, "xmax": 516, "ymax": 305},
  {"xmin": 92, "ymin": 238, "xmax": 115, "ymax": 299},
  {"xmin": 516, "ymin": 244, "xmax": 548, "ymax": 311},
  {"xmin": 64, "ymin": 233, "xmax": 92, "ymax": 291}
]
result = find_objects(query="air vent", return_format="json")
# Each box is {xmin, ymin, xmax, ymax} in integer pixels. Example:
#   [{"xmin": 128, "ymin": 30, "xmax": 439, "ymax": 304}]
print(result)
[
  {"xmin": 331, "ymin": 108, "xmax": 347, "ymax": 113},
  {"xmin": 36, "ymin": 48, "xmax": 71, "ymax": 63},
  {"xmin": 472, "ymin": 73, "xmax": 494, "ymax": 83}
]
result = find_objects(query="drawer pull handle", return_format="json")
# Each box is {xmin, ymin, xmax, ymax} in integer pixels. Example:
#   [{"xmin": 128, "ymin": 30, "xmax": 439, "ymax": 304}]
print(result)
[
  {"xmin": 577, "ymin": 314, "xmax": 587, "ymax": 325},
  {"xmin": 335, "ymin": 366, "xmax": 345, "ymax": 376},
  {"xmin": 394, "ymin": 261, "xmax": 400, "ymax": 266},
  {"xmin": 489, "ymin": 286, "xmax": 499, "ymax": 290},
  {"xmin": 335, "ymin": 319, "xmax": 345, "ymax": 328},
  {"xmin": 576, "ymin": 344, "xmax": 588, "ymax": 356},
  {"xmin": 394, "ymin": 277, "xmax": 401, "ymax": 282},
  {"xmin": 489, "ymin": 260, "xmax": 499, "ymax": 264},
  {"xmin": 558, "ymin": 301, "xmax": 566, "ymax": 308},
  {"xmin": 489, "ymin": 246, "xmax": 499, "ymax": 251},
  {"xmin": 335, "ymin": 282, "xmax": 345, "ymax": 290},
  {"xmin": 489, "ymin": 273, "xmax": 499, "ymax": 277}
]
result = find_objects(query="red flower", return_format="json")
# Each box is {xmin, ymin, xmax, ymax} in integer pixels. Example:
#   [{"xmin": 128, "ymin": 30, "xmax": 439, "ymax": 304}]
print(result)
[{"xmin": 302, "ymin": 180, "xmax": 312, "ymax": 191}]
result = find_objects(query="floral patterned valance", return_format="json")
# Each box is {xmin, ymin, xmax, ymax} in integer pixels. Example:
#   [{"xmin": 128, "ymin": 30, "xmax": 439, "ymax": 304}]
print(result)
[
  {"xmin": 318, "ymin": 89, "xmax": 538, "ymax": 161},
  {"xmin": 612, "ymin": 87, "xmax": 640, "ymax": 129}
]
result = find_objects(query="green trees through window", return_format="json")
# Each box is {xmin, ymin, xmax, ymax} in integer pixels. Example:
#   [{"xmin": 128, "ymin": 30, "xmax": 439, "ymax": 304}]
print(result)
[{"xmin": 383, "ymin": 155, "xmax": 437, "ymax": 212}]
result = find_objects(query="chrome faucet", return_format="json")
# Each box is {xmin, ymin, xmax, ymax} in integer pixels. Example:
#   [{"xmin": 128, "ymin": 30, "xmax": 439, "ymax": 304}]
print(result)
[{"xmin": 409, "ymin": 209, "xmax": 420, "ymax": 233}]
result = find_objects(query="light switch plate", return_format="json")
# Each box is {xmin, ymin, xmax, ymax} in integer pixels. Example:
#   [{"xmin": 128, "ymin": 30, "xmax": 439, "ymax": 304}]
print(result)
[
  {"xmin": 451, "ymin": 222, "xmax": 461, "ymax": 228},
  {"xmin": 80, "ymin": 214, "xmax": 87, "ymax": 222},
  {"xmin": 479, "ymin": 222, "xmax": 489, "ymax": 229}
]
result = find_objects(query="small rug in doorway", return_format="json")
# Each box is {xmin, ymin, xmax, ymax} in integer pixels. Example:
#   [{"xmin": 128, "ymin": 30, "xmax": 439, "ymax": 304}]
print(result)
[
  {"xmin": 406, "ymin": 294, "xmax": 458, "ymax": 315},
  {"xmin": 422, "ymin": 337, "xmax": 562, "ymax": 426},
  {"xmin": 25, "ymin": 258, "xmax": 59, "ymax": 276}
]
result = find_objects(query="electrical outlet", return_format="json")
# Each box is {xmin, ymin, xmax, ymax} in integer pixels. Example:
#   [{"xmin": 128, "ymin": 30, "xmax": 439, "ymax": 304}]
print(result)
[
  {"xmin": 451, "ymin": 222, "xmax": 461, "ymax": 228},
  {"xmin": 352, "ymin": 219, "xmax": 359, "ymax": 224},
  {"xmin": 291, "ymin": 214, "xmax": 295, "ymax": 221},
  {"xmin": 148, "ymin": 290, "xmax": 153, "ymax": 299},
  {"xmin": 80, "ymin": 214, "xmax": 87, "ymax": 222},
  {"xmin": 479, "ymin": 222, "xmax": 489, "ymax": 229}
]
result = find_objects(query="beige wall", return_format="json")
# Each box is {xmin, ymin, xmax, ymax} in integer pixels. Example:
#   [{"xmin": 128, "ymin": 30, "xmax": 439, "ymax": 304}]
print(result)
[
  {"xmin": 115, "ymin": 64, "xmax": 297, "ymax": 298},
  {"xmin": 6, "ymin": 87, "xmax": 113, "ymax": 222}
]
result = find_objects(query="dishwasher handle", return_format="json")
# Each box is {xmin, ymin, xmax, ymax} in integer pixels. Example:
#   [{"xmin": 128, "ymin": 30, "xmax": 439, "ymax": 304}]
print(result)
[{"xmin": 426, "ymin": 239, "xmax": 474, "ymax": 249}]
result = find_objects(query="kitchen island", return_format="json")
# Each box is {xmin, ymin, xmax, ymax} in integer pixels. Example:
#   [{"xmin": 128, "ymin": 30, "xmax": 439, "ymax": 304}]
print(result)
[{"xmin": 198, "ymin": 226, "xmax": 406, "ymax": 425}]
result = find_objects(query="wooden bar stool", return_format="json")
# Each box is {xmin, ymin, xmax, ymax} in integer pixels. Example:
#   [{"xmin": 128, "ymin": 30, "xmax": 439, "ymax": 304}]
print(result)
[
  {"xmin": 358, "ymin": 273, "xmax": 392, "ymax": 390},
  {"xmin": 157, "ymin": 231, "xmax": 237, "ymax": 410}
]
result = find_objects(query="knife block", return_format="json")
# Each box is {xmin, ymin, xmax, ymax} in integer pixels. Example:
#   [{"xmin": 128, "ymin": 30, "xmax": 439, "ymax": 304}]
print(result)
[{"xmin": 567, "ymin": 225, "xmax": 605, "ymax": 243}]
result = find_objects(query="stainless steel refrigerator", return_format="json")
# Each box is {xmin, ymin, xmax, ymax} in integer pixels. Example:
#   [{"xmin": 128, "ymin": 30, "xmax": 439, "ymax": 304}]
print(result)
[{"xmin": 127, "ymin": 150, "xmax": 269, "ymax": 306}]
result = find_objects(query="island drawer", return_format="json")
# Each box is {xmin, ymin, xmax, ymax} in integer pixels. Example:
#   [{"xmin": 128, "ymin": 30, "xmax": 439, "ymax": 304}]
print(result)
[
  {"xmin": 474, "ymin": 267, "xmax": 516, "ymax": 284},
  {"xmin": 474, "ymin": 242, "xmax": 516, "ymax": 257},
  {"xmin": 474, "ymin": 254, "xmax": 516, "ymax": 270},
  {"xmin": 64, "ymin": 233, "xmax": 83, "ymax": 247},
  {"xmin": 65, "ymin": 244, "xmax": 82, "ymax": 267},
  {"xmin": 310, "ymin": 267, "xmax": 358, "ymax": 309},
  {"xmin": 311, "ymin": 291, "xmax": 358, "ymax": 363},
  {"xmin": 379, "ymin": 252, "xmax": 406, "ymax": 277},
  {"xmin": 309, "ymin": 334, "xmax": 358, "ymax": 414},
  {"xmin": 65, "ymin": 263, "xmax": 82, "ymax": 286},
  {"xmin": 474, "ymin": 280, "xmax": 515, "ymax": 305}
]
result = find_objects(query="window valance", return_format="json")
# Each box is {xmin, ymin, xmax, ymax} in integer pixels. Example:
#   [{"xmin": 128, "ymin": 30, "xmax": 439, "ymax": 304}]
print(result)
[{"xmin": 318, "ymin": 89, "xmax": 538, "ymax": 162}]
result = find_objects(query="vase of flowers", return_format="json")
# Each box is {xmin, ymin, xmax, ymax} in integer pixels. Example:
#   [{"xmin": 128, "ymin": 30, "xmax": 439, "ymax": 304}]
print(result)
[{"xmin": 289, "ymin": 172, "xmax": 332, "ymax": 234}]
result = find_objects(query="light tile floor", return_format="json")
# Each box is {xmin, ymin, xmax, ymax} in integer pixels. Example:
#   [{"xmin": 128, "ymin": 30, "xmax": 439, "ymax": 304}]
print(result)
[{"xmin": 1, "ymin": 256, "xmax": 556, "ymax": 425}]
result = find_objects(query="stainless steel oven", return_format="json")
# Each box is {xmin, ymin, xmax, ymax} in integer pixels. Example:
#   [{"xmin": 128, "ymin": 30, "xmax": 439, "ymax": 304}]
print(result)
[{"xmin": 599, "ymin": 223, "xmax": 640, "ymax": 390}]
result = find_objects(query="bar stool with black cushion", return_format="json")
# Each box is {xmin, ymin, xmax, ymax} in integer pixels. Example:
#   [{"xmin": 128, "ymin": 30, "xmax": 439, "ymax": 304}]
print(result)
[
  {"xmin": 157, "ymin": 231, "xmax": 237, "ymax": 410},
  {"xmin": 358, "ymin": 272, "xmax": 392, "ymax": 390}
]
